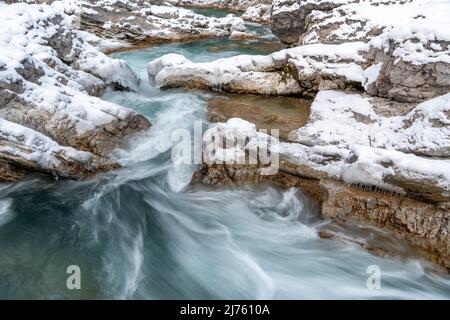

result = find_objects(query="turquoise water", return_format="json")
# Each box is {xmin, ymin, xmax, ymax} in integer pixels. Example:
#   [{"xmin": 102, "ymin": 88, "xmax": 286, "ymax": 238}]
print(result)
[{"xmin": 0, "ymin": 21, "xmax": 449, "ymax": 299}]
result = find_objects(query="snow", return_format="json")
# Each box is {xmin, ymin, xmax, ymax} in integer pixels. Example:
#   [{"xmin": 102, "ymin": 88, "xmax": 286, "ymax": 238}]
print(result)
[
  {"xmin": 173, "ymin": 0, "xmax": 266, "ymax": 12},
  {"xmin": 362, "ymin": 62, "xmax": 382, "ymax": 89},
  {"xmin": 51, "ymin": 0, "xmax": 247, "ymax": 42},
  {"xmin": 369, "ymin": 21, "xmax": 450, "ymax": 65},
  {"xmin": 203, "ymin": 117, "xmax": 279, "ymax": 165},
  {"xmin": 0, "ymin": 2, "xmax": 140, "ymax": 134},
  {"xmin": 242, "ymin": 3, "xmax": 271, "ymax": 23},
  {"xmin": 342, "ymin": 144, "xmax": 450, "ymax": 195},
  {"xmin": 291, "ymin": 90, "xmax": 450, "ymax": 158},
  {"xmin": 295, "ymin": 0, "xmax": 450, "ymax": 46}
]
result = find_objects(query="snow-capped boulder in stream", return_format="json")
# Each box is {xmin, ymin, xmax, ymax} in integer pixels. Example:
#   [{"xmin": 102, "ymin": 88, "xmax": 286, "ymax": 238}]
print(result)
[
  {"xmin": 192, "ymin": 117, "xmax": 450, "ymax": 267},
  {"xmin": 0, "ymin": 2, "xmax": 150, "ymax": 180},
  {"xmin": 176, "ymin": 0, "xmax": 450, "ymax": 267}
]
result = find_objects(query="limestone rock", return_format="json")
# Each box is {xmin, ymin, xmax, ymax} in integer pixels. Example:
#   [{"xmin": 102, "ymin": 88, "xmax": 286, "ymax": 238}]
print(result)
[
  {"xmin": 364, "ymin": 26, "xmax": 450, "ymax": 103},
  {"xmin": 51, "ymin": 0, "xmax": 247, "ymax": 44},
  {"xmin": 147, "ymin": 42, "xmax": 366, "ymax": 98},
  {"xmin": 0, "ymin": 118, "xmax": 117, "ymax": 181},
  {"xmin": 270, "ymin": 0, "xmax": 345, "ymax": 45},
  {"xmin": 0, "ymin": 2, "xmax": 150, "ymax": 179}
]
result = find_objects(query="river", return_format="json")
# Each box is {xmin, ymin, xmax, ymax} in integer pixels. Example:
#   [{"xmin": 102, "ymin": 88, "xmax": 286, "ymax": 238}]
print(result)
[{"xmin": 0, "ymin": 11, "xmax": 448, "ymax": 299}]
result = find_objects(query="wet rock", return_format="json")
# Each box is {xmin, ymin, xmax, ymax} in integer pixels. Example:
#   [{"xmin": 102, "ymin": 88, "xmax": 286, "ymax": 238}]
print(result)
[
  {"xmin": 207, "ymin": 94, "xmax": 310, "ymax": 139},
  {"xmin": 0, "ymin": 160, "xmax": 26, "ymax": 183}
]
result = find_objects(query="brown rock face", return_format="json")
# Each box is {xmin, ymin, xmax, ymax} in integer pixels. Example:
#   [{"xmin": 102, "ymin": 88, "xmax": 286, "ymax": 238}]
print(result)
[
  {"xmin": 207, "ymin": 94, "xmax": 310, "ymax": 139},
  {"xmin": 191, "ymin": 163, "xmax": 450, "ymax": 269}
]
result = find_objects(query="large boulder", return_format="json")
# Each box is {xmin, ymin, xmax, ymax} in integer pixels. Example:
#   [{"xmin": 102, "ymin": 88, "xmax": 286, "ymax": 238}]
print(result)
[{"xmin": 191, "ymin": 117, "xmax": 450, "ymax": 267}]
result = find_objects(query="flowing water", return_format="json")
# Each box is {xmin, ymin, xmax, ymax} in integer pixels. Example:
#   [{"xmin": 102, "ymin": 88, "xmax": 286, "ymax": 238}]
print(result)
[{"xmin": 0, "ymin": 16, "xmax": 449, "ymax": 300}]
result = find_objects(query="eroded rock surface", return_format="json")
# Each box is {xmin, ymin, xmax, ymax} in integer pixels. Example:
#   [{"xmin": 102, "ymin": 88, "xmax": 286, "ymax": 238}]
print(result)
[
  {"xmin": 147, "ymin": 42, "xmax": 366, "ymax": 98},
  {"xmin": 0, "ymin": 118, "xmax": 117, "ymax": 181},
  {"xmin": 191, "ymin": 118, "xmax": 450, "ymax": 267}
]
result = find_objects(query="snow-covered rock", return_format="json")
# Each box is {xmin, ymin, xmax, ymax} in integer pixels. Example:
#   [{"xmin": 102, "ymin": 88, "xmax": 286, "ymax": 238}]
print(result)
[
  {"xmin": 173, "ymin": 0, "xmax": 270, "ymax": 12},
  {"xmin": 0, "ymin": 118, "xmax": 116, "ymax": 181},
  {"xmin": 147, "ymin": 42, "xmax": 367, "ymax": 97},
  {"xmin": 172, "ymin": 0, "xmax": 272, "ymax": 23},
  {"xmin": 148, "ymin": 52, "xmax": 301, "ymax": 95},
  {"xmin": 289, "ymin": 91, "xmax": 450, "ymax": 158},
  {"xmin": 271, "ymin": 0, "xmax": 450, "ymax": 102},
  {"xmin": 197, "ymin": 116, "xmax": 450, "ymax": 201},
  {"xmin": 0, "ymin": 2, "xmax": 150, "ymax": 179},
  {"xmin": 150, "ymin": 16, "xmax": 449, "ymax": 102},
  {"xmin": 270, "ymin": 0, "xmax": 347, "ymax": 45},
  {"xmin": 364, "ymin": 15, "xmax": 450, "ymax": 102},
  {"xmin": 50, "ymin": 0, "xmax": 247, "ymax": 43},
  {"xmin": 192, "ymin": 117, "xmax": 450, "ymax": 267},
  {"xmin": 242, "ymin": 3, "xmax": 271, "ymax": 23},
  {"xmin": 270, "ymin": 0, "xmax": 444, "ymax": 46}
]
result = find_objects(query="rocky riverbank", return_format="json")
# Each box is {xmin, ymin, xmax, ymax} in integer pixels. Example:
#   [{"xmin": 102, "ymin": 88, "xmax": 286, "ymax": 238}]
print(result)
[
  {"xmin": 149, "ymin": 0, "xmax": 450, "ymax": 268},
  {"xmin": 0, "ymin": 1, "xmax": 153, "ymax": 181}
]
